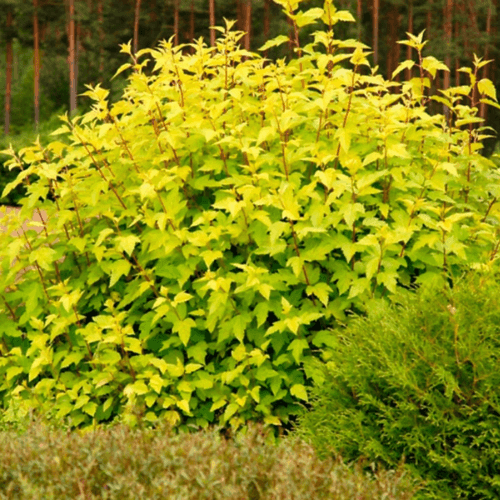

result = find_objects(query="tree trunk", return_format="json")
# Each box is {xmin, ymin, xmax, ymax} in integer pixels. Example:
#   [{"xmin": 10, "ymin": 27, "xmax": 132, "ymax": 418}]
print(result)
[
  {"xmin": 190, "ymin": 0, "xmax": 195, "ymax": 52},
  {"xmin": 386, "ymin": 4, "xmax": 400, "ymax": 81},
  {"xmin": 443, "ymin": 0, "xmax": 453, "ymax": 91},
  {"xmin": 405, "ymin": 0, "xmax": 414, "ymax": 81},
  {"xmin": 75, "ymin": 21, "xmax": 81, "ymax": 99},
  {"xmin": 69, "ymin": 0, "xmax": 78, "ymax": 115},
  {"xmin": 34, "ymin": 0, "xmax": 40, "ymax": 129},
  {"xmin": 454, "ymin": 8, "xmax": 460, "ymax": 86},
  {"xmin": 134, "ymin": 0, "xmax": 142, "ymax": 54},
  {"xmin": 263, "ymin": 0, "xmax": 270, "ymax": 57},
  {"xmin": 209, "ymin": 0, "xmax": 215, "ymax": 46},
  {"xmin": 357, "ymin": 0, "xmax": 362, "ymax": 40},
  {"xmin": 174, "ymin": 0, "xmax": 179, "ymax": 45},
  {"xmin": 244, "ymin": 0, "xmax": 251, "ymax": 51},
  {"xmin": 426, "ymin": 0, "xmax": 432, "ymax": 39},
  {"xmin": 4, "ymin": 9, "xmax": 13, "ymax": 135},
  {"xmin": 236, "ymin": 0, "xmax": 243, "ymax": 31},
  {"xmin": 468, "ymin": 0, "xmax": 479, "ymax": 58},
  {"xmin": 373, "ymin": 0, "xmax": 379, "ymax": 66},
  {"xmin": 98, "ymin": 0, "xmax": 104, "ymax": 81}
]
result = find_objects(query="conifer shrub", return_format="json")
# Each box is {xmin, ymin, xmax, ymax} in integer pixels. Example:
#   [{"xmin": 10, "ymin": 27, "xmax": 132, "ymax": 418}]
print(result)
[
  {"xmin": 0, "ymin": 0, "xmax": 499, "ymax": 431},
  {"xmin": 296, "ymin": 273, "xmax": 500, "ymax": 499}
]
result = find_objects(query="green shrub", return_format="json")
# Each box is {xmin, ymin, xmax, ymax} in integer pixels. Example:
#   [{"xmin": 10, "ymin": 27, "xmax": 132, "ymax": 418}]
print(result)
[
  {"xmin": 0, "ymin": 108, "xmax": 68, "ymax": 206},
  {"xmin": 0, "ymin": 422, "xmax": 420, "ymax": 500},
  {"xmin": 0, "ymin": 0, "xmax": 499, "ymax": 432},
  {"xmin": 296, "ymin": 272, "xmax": 500, "ymax": 499}
]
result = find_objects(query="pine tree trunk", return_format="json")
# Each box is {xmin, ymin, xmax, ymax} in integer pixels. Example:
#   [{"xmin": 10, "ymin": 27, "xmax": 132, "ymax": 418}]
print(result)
[
  {"xmin": 443, "ymin": 0, "xmax": 452, "ymax": 91},
  {"xmin": 386, "ymin": 4, "xmax": 400, "ymax": 81},
  {"xmin": 190, "ymin": 0, "xmax": 195, "ymax": 52},
  {"xmin": 34, "ymin": 0, "xmax": 40, "ymax": 129},
  {"xmin": 454, "ymin": 8, "xmax": 460, "ymax": 86},
  {"xmin": 209, "ymin": 0, "xmax": 215, "ymax": 46},
  {"xmin": 426, "ymin": 0, "xmax": 432, "ymax": 39},
  {"xmin": 468, "ymin": 0, "xmax": 479, "ymax": 58},
  {"xmin": 373, "ymin": 0, "xmax": 379, "ymax": 66},
  {"xmin": 357, "ymin": 0, "xmax": 362, "ymax": 40},
  {"xmin": 134, "ymin": 0, "xmax": 142, "ymax": 54},
  {"xmin": 75, "ymin": 22, "xmax": 81, "ymax": 100},
  {"xmin": 244, "ymin": 0, "xmax": 251, "ymax": 51},
  {"xmin": 263, "ymin": 0, "xmax": 270, "ymax": 58},
  {"xmin": 68, "ymin": 0, "xmax": 77, "ymax": 115},
  {"xmin": 98, "ymin": 0, "xmax": 104, "ymax": 82},
  {"xmin": 405, "ymin": 0, "xmax": 414, "ymax": 81},
  {"xmin": 236, "ymin": 0, "xmax": 242, "ymax": 31},
  {"xmin": 4, "ymin": 9, "xmax": 13, "ymax": 135},
  {"xmin": 174, "ymin": 0, "xmax": 179, "ymax": 45}
]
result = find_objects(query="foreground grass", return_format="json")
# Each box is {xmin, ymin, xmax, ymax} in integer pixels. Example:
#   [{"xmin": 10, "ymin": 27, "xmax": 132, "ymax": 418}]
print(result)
[{"xmin": 0, "ymin": 418, "xmax": 420, "ymax": 499}]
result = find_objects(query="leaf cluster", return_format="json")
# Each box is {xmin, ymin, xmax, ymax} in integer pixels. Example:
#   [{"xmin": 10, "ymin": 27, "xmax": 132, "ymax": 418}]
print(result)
[{"xmin": 0, "ymin": 0, "xmax": 499, "ymax": 432}]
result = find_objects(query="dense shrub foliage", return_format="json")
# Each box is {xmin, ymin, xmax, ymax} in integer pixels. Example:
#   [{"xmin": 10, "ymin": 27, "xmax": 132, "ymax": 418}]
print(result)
[
  {"xmin": 0, "ymin": 110, "xmax": 68, "ymax": 206},
  {"xmin": 0, "ymin": 422, "xmax": 419, "ymax": 499},
  {"xmin": 297, "ymin": 273, "xmax": 500, "ymax": 499},
  {"xmin": 0, "ymin": 0, "xmax": 499, "ymax": 431}
]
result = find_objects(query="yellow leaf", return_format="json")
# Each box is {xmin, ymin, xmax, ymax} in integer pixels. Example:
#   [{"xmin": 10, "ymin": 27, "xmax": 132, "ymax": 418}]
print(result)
[
  {"xmin": 116, "ymin": 235, "xmax": 141, "ymax": 256},
  {"xmin": 149, "ymin": 374, "xmax": 164, "ymax": 394},
  {"xmin": 139, "ymin": 182, "xmax": 156, "ymax": 200},
  {"xmin": 477, "ymin": 79, "xmax": 498, "ymax": 101},
  {"xmin": 256, "ymin": 126, "xmax": 276, "ymax": 146},
  {"xmin": 392, "ymin": 60, "xmax": 416, "ymax": 80},
  {"xmin": 290, "ymin": 384, "xmax": 308, "ymax": 402},
  {"xmin": 210, "ymin": 398, "xmax": 227, "ymax": 412},
  {"xmin": 264, "ymin": 415, "xmax": 281, "ymax": 426},
  {"xmin": 176, "ymin": 399, "xmax": 191, "ymax": 414},
  {"xmin": 173, "ymin": 291, "xmax": 194, "ymax": 305}
]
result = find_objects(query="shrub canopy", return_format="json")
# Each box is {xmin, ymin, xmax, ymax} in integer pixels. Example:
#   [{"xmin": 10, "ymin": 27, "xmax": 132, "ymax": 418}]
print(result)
[{"xmin": 0, "ymin": 0, "xmax": 499, "ymax": 431}]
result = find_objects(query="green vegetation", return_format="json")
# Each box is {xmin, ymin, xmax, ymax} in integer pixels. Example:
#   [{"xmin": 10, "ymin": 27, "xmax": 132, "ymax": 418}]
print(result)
[
  {"xmin": 1, "ymin": 0, "xmax": 500, "ymax": 498},
  {"xmin": 0, "ymin": 109, "xmax": 68, "ymax": 206},
  {"xmin": 297, "ymin": 274, "xmax": 500, "ymax": 499},
  {"xmin": 1, "ymin": 0, "xmax": 499, "ymax": 433},
  {"xmin": 0, "ymin": 422, "xmax": 419, "ymax": 499}
]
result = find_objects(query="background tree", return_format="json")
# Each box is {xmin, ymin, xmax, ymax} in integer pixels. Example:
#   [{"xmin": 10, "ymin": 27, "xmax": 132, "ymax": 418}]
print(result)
[
  {"xmin": 33, "ymin": 0, "xmax": 41, "ymax": 128},
  {"xmin": 3, "ymin": 5, "xmax": 14, "ymax": 135},
  {"xmin": 209, "ymin": 0, "xmax": 215, "ymax": 46},
  {"xmin": 68, "ymin": 0, "xmax": 77, "ymax": 115},
  {"xmin": 0, "ymin": 0, "xmax": 498, "ymax": 162},
  {"xmin": 405, "ymin": 0, "xmax": 413, "ymax": 81},
  {"xmin": 244, "ymin": 0, "xmax": 251, "ymax": 51},
  {"xmin": 373, "ymin": 0, "xmax": 379, "ymax": 66},
  {"xmin": 133, "ymin": 0, "xmax": 141, "ymax": 54}
]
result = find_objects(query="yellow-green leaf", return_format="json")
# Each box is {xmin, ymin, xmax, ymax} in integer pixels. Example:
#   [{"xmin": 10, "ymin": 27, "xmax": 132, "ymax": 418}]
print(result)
[
  {"xmin": 290, "ymin": 384, "xmax": 308, "ymax": 402},
  {"xmin": 116, "ymin": 235, "xmax": 141, "ymax": 256},
  {"xmin": 477, "ymin": 79, "xmax": 497, "ymax": 101}
]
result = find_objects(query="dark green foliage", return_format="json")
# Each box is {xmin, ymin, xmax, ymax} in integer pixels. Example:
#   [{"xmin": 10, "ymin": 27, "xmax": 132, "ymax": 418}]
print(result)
[
  {"xmin": 296, "ymin": 272, "xmax": 500, "ymax": 499},
  {"xmin": 0, "ymin": 420, "xmax": 419, "ymax": 499}
]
